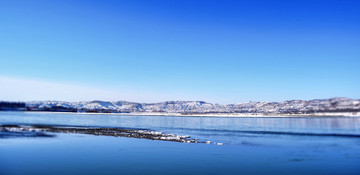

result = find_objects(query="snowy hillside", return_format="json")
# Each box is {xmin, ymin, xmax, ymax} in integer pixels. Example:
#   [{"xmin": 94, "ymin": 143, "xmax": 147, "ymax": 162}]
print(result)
[{"xmin": 24, "ymin": 97, "xmax": 360, "ymax": 114}]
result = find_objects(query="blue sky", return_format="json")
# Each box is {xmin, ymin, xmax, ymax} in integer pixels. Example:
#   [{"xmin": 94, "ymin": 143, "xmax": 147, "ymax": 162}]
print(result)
[{"xmin": 0, "ymin": 0, "xmax": 359, "ymax": 104}]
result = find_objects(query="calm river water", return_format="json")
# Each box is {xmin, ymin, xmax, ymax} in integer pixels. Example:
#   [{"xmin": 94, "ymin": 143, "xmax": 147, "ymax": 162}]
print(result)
[{"xmin": 1, "ymin": 112, "xmax": 360, "ymax": 175}]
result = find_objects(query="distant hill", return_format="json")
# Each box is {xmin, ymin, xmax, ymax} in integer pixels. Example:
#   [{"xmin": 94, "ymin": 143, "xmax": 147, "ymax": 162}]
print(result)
[{"xmin": 3, "ymin": 97, "xmax": 357, "ymax": 114}]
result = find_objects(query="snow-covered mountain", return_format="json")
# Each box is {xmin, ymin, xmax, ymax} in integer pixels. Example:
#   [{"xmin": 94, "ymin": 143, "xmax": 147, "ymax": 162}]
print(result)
[{"xmin": 25, "ymin": 97, "xmax": 360, "ymax": 114}]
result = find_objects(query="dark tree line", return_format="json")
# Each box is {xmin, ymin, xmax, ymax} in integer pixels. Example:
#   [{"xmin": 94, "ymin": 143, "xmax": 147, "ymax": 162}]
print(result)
[{"xmin": 0, "ymin": 102, "xmax": 26, "ymax": 110}]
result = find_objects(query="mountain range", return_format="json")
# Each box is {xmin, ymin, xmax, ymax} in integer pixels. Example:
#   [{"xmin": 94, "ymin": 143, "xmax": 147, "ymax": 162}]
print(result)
[{"xmin": 20, "ymin": 97, "xmax": 360, "ymax": 114}]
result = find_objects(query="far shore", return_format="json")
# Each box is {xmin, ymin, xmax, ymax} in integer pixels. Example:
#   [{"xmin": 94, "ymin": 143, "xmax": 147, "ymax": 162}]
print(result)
[{"xmin": 5, "ymin": 110, "xmax": 360, "ymax": 118}]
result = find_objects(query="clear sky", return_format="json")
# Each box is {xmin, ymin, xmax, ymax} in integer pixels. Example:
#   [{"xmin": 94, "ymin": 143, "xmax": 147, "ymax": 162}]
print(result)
[{"xmin": 0, "ymin": 0, "xmax": 359, "ymax": 104}]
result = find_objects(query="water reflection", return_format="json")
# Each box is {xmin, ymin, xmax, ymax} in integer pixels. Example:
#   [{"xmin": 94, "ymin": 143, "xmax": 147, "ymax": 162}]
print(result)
[
  {"xmin": 1, "ymin": 112, "xmax": 360, "ymax": 175},
  {"xmin": 1, "ymin": 112, "xmax": 359, "ymax": 134}
]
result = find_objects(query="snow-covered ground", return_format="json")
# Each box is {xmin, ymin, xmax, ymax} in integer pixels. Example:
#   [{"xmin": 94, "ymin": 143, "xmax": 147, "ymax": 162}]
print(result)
[{"xmin": 23, "ymin": 97, "xmax": 360, "ymax": 116}]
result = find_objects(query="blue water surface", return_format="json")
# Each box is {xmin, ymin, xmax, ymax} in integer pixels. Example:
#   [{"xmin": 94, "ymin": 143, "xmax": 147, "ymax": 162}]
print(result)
[{"xmin": 1, "ymin": 112, "xmax": 360, "ymax": 175}]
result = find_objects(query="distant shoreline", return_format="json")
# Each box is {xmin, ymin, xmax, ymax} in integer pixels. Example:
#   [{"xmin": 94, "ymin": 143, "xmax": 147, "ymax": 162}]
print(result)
[
  {"xmin": 4, "ymin": 111, "xmax": 360, "ymax": 118},
  {"xmin": 2, "ymin": 98, "xmax": 360, "ymax": 117}
]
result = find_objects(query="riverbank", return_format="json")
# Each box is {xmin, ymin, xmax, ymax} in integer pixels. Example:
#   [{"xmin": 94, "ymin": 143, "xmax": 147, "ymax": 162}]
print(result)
[
  {"xmin": 8, "ymin": 111, "xmax": 360, "ymax": 118},
  {"xmin": 0, "ymin": 124, "xmax": 201, "ymax": 143}
]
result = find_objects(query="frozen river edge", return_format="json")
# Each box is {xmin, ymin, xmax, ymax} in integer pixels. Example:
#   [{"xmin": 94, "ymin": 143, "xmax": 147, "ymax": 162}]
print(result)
[
  {"xmin": 20, "ymin": 111, "xmax": 360, "ymax": 118},
  {"xmin": 0, "ymin": 125, "xmax": 203, "ymax": 143}
]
